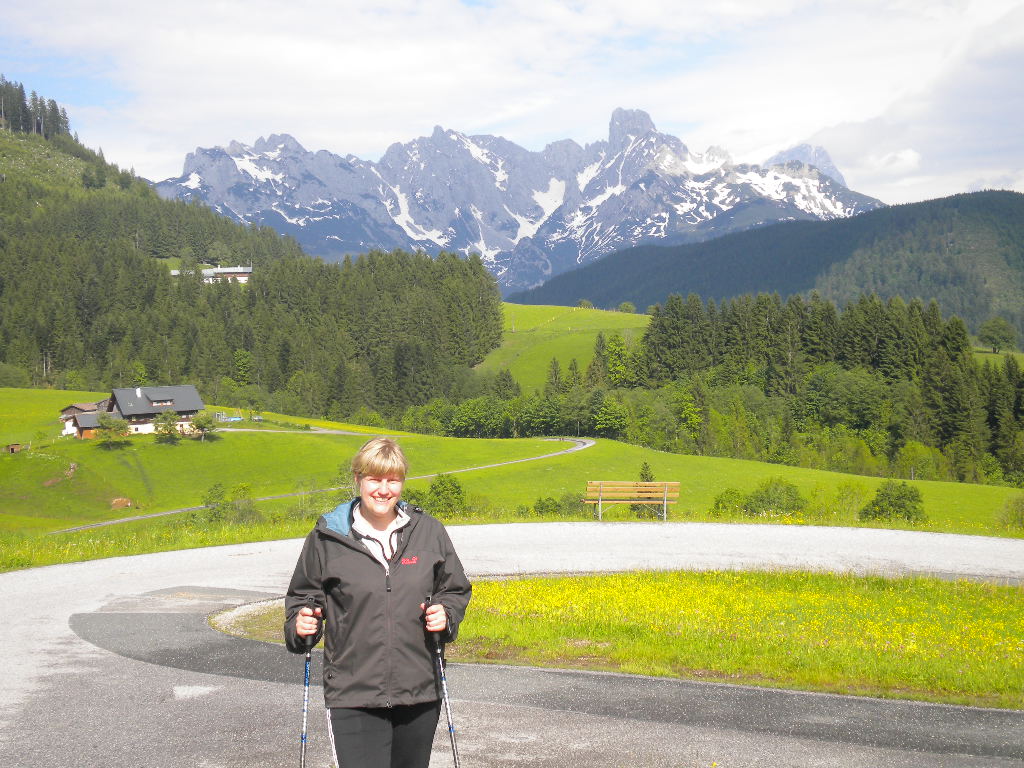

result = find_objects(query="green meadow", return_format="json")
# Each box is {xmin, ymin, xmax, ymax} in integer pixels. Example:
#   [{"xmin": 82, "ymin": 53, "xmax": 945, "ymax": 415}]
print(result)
[
  {"xmin": 475, "ymin": 303, "xmax": 649, "ymax": 392},
  {"xmin": 447, "ymin": 438, "xmax": 1023, "ymax": 537},
  {"xmin": 0, "ymin": 387, "xmax": 104, "ymax": 446},
  {"xmin": 2, "ymin": 385, "xmax": 1023, "ymax": 573},
  {"xmin": 0, "ymin": 391, "xmax": 558, "ymax": 533},
  {"xmin": 973, "ymin": 346, "xmax": 1024, "ymax": 368}
]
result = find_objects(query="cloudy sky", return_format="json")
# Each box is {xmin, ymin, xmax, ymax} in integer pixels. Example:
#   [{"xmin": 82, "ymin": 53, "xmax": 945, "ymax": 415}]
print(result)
[{"xmin": 2, "ymin": 0, "xmax": 1021, "ymax": 204}]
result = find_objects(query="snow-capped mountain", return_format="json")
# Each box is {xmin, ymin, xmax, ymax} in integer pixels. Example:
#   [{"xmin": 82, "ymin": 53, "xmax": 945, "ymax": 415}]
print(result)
[{"xmin": 156, "ymin": 109, "xmax": 882, "ymax": 292}]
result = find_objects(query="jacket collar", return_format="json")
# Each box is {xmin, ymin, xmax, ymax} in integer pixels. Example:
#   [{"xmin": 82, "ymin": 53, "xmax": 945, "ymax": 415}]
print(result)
[{"xmin": 322, "ymin": 498, "xmax": 417, "ymax": 538}]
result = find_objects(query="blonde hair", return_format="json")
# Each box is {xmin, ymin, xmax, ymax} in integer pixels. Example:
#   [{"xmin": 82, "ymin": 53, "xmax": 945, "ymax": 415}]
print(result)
[{"xmin": 350, "ymin": 437, "xmax": 408, "ymax": 481}]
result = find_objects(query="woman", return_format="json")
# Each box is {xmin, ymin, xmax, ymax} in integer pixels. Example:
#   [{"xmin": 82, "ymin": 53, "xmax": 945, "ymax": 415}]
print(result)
[{"xmin": 284, "ymin": 437, "xmax": 472, "ymax": 768}]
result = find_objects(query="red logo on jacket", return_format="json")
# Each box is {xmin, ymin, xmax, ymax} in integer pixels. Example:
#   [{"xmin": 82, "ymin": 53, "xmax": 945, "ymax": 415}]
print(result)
[{"xmin": 400, "ymin": 556, "xmax": 418, "ymax": 565}]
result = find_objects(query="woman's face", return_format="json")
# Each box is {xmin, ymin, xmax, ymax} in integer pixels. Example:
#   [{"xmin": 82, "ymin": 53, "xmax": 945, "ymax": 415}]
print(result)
[{"xmin": 357, "ymin": 473, "xmax": 404, "ymax": 524}]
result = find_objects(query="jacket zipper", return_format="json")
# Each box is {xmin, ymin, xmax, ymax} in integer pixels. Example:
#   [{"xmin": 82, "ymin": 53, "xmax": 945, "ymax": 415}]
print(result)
[{"xmin": 384, "ymin": 559, "xmax": 392, "ymax": 708}]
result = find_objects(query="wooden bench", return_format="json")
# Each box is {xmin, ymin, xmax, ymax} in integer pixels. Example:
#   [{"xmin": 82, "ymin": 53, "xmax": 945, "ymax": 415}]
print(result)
[{"xmin": 584, "ymin": 481, "xmax": 680, "ymax": 521}]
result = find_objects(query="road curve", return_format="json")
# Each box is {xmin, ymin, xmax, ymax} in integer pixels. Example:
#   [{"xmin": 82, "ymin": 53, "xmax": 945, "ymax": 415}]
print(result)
[{"xmin": 1, "ymin": 523, "xmax": 1022, "ymax": 767}]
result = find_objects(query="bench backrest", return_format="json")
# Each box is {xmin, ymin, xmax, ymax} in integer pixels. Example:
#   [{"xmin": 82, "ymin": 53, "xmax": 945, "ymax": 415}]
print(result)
[{"xmin": 584, "ymin": 481, "xmax": 680, "ymax": 500}]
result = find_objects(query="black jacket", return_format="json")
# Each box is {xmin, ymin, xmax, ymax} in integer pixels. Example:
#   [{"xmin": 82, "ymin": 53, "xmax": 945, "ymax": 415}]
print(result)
[{"xmin": 284, "ymin": 499, "xmax": 471, "ymax": 709}]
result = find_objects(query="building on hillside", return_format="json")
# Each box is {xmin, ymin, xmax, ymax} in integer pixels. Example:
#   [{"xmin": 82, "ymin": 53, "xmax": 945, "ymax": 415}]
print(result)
[
  {"xmin": 60, "ymin": 401, "xmax": 108, "ymax": 437},
  {"xmin": 61, "ymin": 386, "xmax": 205, "ymax": 439},
  {"xmin": 107, "ymin": 385, "xmax": 205, "ymax": 435},
  {"xmin": 169, "ymin": 266, "xmax": 253, "ymax": 284},
  {"xmin": 70, "ymin": 412, "xmax": 101, "ymax": 440}
]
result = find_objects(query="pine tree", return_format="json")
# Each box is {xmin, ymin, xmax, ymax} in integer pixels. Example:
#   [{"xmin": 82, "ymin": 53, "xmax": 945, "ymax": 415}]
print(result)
[
  {"xmin": 544, "ymin": 357, "xmax": 564, "ymax": 397},
  {"xmin": 585, "ymin": 332, "xmax": 608, "ymax": 387}
]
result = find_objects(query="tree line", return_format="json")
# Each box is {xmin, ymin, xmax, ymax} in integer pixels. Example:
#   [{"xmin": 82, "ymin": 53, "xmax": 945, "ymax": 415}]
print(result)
[
  {"xmin": 0, "ymin": 233, "xmax": 503, "ymax": 419},
  {"xmin": 398, "ymin": 292, "xmax": 1024, "ymax": 487},
  {"xmin": 0, "ymin": 74, "xmax": 71, "ymax": 138}
]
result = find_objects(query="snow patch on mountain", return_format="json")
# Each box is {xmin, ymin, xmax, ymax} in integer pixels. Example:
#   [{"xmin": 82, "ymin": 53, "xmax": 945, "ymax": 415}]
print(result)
[{"xmin": 387, "ymin": 185, "xmax": 449, "ymax": 246}]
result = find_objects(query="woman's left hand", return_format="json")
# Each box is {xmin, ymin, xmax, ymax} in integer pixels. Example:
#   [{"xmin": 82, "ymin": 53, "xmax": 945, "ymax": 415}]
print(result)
[{"xmin": 421, "ymin": 602, "xmax": 447, "ymax": 633}]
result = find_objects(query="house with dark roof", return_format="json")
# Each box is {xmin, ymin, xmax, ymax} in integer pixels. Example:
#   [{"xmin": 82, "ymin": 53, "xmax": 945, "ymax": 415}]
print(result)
[
  {"xmin": 59, "ymin": 400, "xmax": 109, "ymax": 437},
  {"xmin": 106, "ymin": 385, "xmax": 205, "ymax": 436},
  {"xmin": 70, "ymin": 411, "xmax": 102, "ymax": 440},
  {"xmin": 62, "ymin": 385, "xmax": 205, "ymax": 439}
]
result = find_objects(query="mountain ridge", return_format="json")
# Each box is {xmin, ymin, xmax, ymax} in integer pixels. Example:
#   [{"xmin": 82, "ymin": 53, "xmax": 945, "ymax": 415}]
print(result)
[
  {"xmin": 507, "ymin": 190, "xmax": 1024, "ymax": 333},
  {"xmin": 156, "ymin": 109, "xmax": 883, "ymax": 291}
]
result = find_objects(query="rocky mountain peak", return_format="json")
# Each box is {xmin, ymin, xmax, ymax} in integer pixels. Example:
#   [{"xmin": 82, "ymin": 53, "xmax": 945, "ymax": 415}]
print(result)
[
  {"xmin": 608, "ymin": 108, "xmax": 657, "ymax": 148},
  {"xmin": 252, "ymin": 133, "xmax": 306, "ymax": 155}
]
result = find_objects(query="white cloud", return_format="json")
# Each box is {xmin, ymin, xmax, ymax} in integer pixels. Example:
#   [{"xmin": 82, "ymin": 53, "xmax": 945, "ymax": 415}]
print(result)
[
  {"xmin": 1, "ymin": 0, "xmax": 1021, "ymax": 202},
  {"xmin": 865, "ymin": 149, "xmax": 923, "ymax": 176},
  {"xmin": 809, "ymin": 2, "xmax": 1024, "ymax": 202}
]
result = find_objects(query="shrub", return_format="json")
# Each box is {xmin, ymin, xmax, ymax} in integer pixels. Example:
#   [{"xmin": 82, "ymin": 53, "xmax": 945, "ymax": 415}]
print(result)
[
  {"xmin": 427, "ymin": 474, "xmax": 465, "ymax": 517},
  {"xmin": 558, "ymin": 491, "xmax": 586, "ymax": 518},
  {"xmin": 859, "ymin": 480, "xmax": 925, "ymax": 524},
  {"xmin": 348, "ymin": 406, "xmax": 386, "ymax": 428},
  {"xmin": 153, "ymin": 411, "xmax": 181, "ymax": 443},
  {"xmin": 709, "ymin": 488, "xmax": 745, "ymax": 518},
  {"xmin": 226, "ymin": 483, "xmax": 261, "ymax": 524},
  {"xmin": 188, "ymin": 483, "xmax": 227, "ymax": 524},
  {"xmin": 401, "ymin": 487, "xmax": 428, "ymax": 509},
  {"xmin": 743, "ymin": 477, "xmax": 806, "ymax": 518},
  {"xmin": 533, "ymin": 496, "xmax": 560, "ymax": 517},
  {"xmin": 997, "ymin": 494, "xmax": 1024, "ymax": 530},
  {"xmin": 833, "ymin": 481, "xmax": 870, "ymax": 521}
]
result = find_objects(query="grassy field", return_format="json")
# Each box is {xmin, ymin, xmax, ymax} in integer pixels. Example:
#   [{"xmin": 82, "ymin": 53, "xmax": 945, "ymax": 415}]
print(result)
[
  {"xmin": 447, "ymin": 438, "xmax": 1024, "ymax": 537},
  {"xmin": 0, "ymin": 388, "xmax": 562, "ymax": 533},
  {"xmin": 0, "ymin": 387, "xmax": 106, "ymax": 446},
  {"xmin": 475, "ymin": 303, "xmax": 649, "ymax": 392},
  {"xmin": 0, "ymin": 429, "xmax": 562, "ymax": 533},
  {"xmin": 973, "ymin": 346, "xmax": 1024, "ymax": 368},
  {"xmin": 2, "ymin": 385, "xmax": 1023, "ymax": 573},
  {"xmin": 227, "ymin": 570, "xmax": 1024, "ymax": 709}
]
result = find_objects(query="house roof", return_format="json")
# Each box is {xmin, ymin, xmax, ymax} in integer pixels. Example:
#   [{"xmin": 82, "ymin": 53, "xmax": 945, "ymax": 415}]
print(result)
[
  {"xmin": 75, "ymin": 412, "xmax": 101, "ymax": 429},
  {"xmin": 61, "ymin": 403, "xmax": 98, "ymax": 419},
  {"xmin": 110, "ymin": 385, "xmax": 205, "ymax": 417}
]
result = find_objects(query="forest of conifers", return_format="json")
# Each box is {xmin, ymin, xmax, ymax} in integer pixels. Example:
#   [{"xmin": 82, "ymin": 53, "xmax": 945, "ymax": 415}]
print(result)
[
  {"xmin": 1, "ymin": 80, "xmax": 1022, "ymax": 487},
  {"xmin": 423, "ymin": 292, "xmax": 1023, "ymax": 486}
]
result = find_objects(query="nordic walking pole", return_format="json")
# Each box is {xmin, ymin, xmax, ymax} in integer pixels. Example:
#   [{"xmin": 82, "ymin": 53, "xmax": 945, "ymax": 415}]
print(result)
[
  {"xmin": 426, "ymin": 595, "xmax": 461, "ymax": 768},
  {"xmin": 300, "ymin": 596, "xmax": 319, "ymax": 768}
]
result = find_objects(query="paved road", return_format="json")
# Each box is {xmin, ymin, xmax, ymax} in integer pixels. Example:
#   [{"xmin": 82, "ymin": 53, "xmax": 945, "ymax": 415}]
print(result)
[{"xmin": 1, "ymin": 523, "xmax": 1022, "ymax": 767}]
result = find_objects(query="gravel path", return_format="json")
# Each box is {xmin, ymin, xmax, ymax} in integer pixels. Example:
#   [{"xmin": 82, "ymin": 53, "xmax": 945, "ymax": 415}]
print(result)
[{"xmin": 1, "ymin": 523, "xmax": 1022, "ymax": 767}]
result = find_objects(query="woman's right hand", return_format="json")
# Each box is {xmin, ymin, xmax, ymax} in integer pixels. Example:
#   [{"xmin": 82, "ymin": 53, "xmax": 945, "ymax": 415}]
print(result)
[{"xmin": 295, "ymin": 605, "xmax": 322, "ymax": 637}]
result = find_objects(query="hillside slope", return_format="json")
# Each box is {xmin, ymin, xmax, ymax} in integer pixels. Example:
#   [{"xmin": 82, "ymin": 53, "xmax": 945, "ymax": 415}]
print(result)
[
  {"xmin": 0, "ymin": 130, "xmax": 503, "ymax": 419},
  {"xmin": 475, "ymin": 304, "xmax": 649, "ymax": 392},
  {"xmin": 509, "ymin": 191, "xmax": 1024, "ymax": 332}
]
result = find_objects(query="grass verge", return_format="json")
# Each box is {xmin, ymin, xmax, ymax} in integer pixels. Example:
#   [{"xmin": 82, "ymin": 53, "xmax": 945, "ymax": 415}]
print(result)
[{"xmin": 225, "ymin": 570, "xmax": 1024, "ymax": 710}]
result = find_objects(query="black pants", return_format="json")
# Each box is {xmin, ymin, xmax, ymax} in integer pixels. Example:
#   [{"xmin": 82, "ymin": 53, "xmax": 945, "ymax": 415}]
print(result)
[{"xmin": 329, "ymin": 700, "xmax": 441, "ymax": 768}]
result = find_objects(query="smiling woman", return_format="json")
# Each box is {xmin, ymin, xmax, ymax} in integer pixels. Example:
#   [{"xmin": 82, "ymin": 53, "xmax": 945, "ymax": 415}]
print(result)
[{"xmin": 283, "ymin": 437, "xmax": 472, "ymax": 768}]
